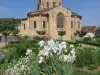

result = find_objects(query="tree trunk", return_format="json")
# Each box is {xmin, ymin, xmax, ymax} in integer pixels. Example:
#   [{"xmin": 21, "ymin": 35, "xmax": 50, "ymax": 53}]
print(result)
[{"xmin": 5, "ymin": 36, "xmax": 8, "ymax": 45}]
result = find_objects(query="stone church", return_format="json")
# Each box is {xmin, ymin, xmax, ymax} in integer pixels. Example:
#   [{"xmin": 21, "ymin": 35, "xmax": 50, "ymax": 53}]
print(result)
[{"xmin": 19, "ymin": 0, "xmax": 82, "ymax": 40}]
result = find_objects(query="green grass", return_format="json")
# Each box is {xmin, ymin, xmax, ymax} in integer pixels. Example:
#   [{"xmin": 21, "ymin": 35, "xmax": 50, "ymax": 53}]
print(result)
[
  {"xmin": 72, "ymin": 69, "xmax": 100, "ymax": 75},
  {"xmin": 72, "ymin": 69, "xmax": 92, "ymax": 75}
]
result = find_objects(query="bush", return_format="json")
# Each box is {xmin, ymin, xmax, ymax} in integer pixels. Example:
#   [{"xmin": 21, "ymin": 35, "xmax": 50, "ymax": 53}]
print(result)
[
  {"xmin": 36, "ymin": 30, "xmax": 46, "ymax": 36},
  {"xmin": 76, "ymin": 40, "xmax": 100, "ymax": 47},
  {"xmin": 84, "ymin": 37, "xmax": 92, "ymax": 41},
  {"xmin": 58, "ymin": 31, "xmax": 66, "ymax": 37},
  {"xmin": 75, "ymin": 47, "xmax": 100, "ymax": 68},
  {"xmin": 4, "ymin": 39, "xmax": 40, "ymax": 63},
  {"xmin": 96, "ymin": 38, "xmax": 100, "ymax": 43}
]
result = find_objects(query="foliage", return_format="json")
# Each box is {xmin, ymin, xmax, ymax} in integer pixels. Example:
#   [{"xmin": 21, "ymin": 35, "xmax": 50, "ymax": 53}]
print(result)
[
  {"xmin": 88, "ymin": 64, "xmax": 98, "ymax": 70},
  {"xmin": 33, "ymin": 35, "xmax": 51, "ymax": 41},
  {"xmin": 76, "ymin": 30, "xmax": 87, "ymax": 38},
  {"xmin": 38, "ymin": 39, "xmax": 75, "ymax": 75},
  {"xmin": 76, "ymin": 40, "xmax": 100, "ymax": 47},
  {"xmin": 36, "ymin": 30, "xmax": 46, "ymax": 36},
  {"xmin": 95, "ymin": 34, "xmax": 100, "ymax": 38},
  {"xmin": 12, "ymin": 29, "xmax": 19, "ymax": 36},
  {"xmin": 75, "ymin": 47, "xmax": 100, "ymax": 69},
  {"xmin": 96, "ymin": 38, "xmax": 100, "ymax": 43},
  {"xmin": 4, "ymin": 39, "xmax": 40, "ymax": 63},
  {"xmin": 0, "ymin": 20, "xmax": 15, "ymax": 36},
  {"xmin": 1, "ymin": 39, "xmax": 76, "ymax": 75},
  {"xmin": 84, "ymin": 37, "xmax": 92, "ymax": 41},
  {"xmin": 58, "ymin": 31, "xmax": 66, "ymax": 37},
  {"xmin": 0, "ymin": 19, "xmax": 17, "ymax": 44}
]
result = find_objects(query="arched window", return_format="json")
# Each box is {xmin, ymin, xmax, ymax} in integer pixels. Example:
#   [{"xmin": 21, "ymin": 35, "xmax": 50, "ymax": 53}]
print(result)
[
  {"xmin": 57, "ymin": 13, "xmax": 64, "ymax": 28},
  {"xmin": 23, "ymin": 24, "xmax": 25, "ymax": 30},
  {"xmin": 34, "ymin": 21, "xmax": 36, "ymax": 28},
  {"xmin": 43, "ymin": 21, "xmax": 46, "ymax": 28},
  {"xmin": 47, "ymin": 2, "xmax": 49, "ymax": 8},
  {"xmin": 71, "ymin": 21, "xmax": 73, "ymax": 28}
]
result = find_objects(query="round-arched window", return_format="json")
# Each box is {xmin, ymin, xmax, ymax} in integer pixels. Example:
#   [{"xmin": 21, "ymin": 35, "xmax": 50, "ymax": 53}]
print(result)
[{"xmin": 57, "ymin": 13, "xmax": 64, "ymax": 28}]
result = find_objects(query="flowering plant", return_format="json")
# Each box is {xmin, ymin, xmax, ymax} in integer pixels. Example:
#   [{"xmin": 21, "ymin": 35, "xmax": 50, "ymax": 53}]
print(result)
[
  {"xmin": 38, "ymin": 39, "xmax": 76, "ymax": 75},
  {"xmin": 3, "ymin": 49, "xmax": 32, "ymax": 75},
  {"xmin": 38, "ymin": 39, "xmax": 76, "ymax": 63}
]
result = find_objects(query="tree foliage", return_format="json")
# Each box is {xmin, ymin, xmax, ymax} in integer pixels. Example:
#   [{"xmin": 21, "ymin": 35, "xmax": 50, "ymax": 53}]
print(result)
[
  {"xmin": 0, "ymin": 19, "xmax": 17, "ymax": 44},
  {"xmin": 0, "ymin": 20, "xmax": 15, "ymax": 36},
  {"xmin": 76, "ymin": 30, "xmax": 87, "ymax": 38}
]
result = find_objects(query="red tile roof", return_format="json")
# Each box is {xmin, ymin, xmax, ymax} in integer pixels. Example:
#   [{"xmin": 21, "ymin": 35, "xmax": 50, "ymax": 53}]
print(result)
[
  {"xmin": 71, "ymin": 12, "xmax": 82, "ymax": 19},
  {"xmin": 27, "ymin": 7, "xmax": 52, "ymax": 16},
  {"xmin": 0, "ymin": 18, "xmax": 13, "ymax": 21},
  {"xmin": 82, "ymin": 26, "xmax": 97, "ymax": 33}
]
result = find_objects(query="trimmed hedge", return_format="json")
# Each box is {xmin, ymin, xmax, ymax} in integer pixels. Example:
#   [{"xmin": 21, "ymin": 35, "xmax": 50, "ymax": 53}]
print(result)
[{"xmin": 76, "ymin": 40, "xmax": 100, "ymax": 47}]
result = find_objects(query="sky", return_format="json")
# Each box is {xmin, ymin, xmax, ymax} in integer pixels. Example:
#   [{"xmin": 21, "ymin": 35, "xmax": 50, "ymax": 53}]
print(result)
[{"xmin": 0, "ymin": 0, "xmax": 100, "ymax": 26}]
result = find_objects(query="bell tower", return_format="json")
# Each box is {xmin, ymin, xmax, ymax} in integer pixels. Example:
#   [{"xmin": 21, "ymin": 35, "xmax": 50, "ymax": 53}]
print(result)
[{"xmin": 37, "ymin": 0, "xmax": 63, "ymax": 10}]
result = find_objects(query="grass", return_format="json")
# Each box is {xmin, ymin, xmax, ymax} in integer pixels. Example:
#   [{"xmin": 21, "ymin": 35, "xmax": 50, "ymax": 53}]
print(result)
[{"xmin": 72, "ymin": 69, "xmax": 100, "ymax": 75}]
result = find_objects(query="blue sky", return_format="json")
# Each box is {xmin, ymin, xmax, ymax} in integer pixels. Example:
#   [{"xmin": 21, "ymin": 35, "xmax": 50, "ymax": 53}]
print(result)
[{"xmin": 0, "ymin": 0, "xmax": 100, "ymax": 26}]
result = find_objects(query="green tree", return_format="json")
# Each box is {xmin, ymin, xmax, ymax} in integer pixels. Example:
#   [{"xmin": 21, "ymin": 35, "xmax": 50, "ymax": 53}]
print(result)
[
  {"xmin": 13, "ymin": 29, "xmax": 19, "ymax": 36},
  {"xmin": 36, "ymin": 30, "xmax": 46, "ymax": 36},
  {"xmin": 76, "ymin": 30, "xmax": 87, "ymax": 39},
  {"xmin": 0, "ymin": 19, "xmax": 16, "ymax": 44},
  {"xmin": 58, "ymin": 31, "xmax": 66, "ymax": 40}
]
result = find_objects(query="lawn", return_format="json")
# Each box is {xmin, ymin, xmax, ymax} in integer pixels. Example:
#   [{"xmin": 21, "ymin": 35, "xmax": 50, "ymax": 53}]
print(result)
[{"xmin": 72, "ymin": 69, "xmax": 100, "ymax": 75}]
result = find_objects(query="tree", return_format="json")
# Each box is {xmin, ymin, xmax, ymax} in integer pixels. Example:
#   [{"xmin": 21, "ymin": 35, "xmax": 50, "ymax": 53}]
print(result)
[
  {"xmin": 79, "ymin": 30, "xmax": 87, "ymax": 38},
  {"xmin": 0, "ymin": 19, "xmax": 16, "ymax": 44},
  {"xmin": 13, "ymin": 29, "xmax": 19, "ymax": 36},
  {"xmin": 58, "ymin": 31, "xmax": 66, "ymax": 40},
  {"xmin": 36, "ymin": 30, "xmax": 46, "ymax": 36},
  {"xmin": 75, "ymin": 30, "xmax": 87, "ymax": 39}
]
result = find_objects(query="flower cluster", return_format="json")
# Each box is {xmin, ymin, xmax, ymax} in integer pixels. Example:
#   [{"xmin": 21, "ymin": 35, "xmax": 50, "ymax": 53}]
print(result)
[
  {"xmin": 3, "ymin": 49, "xmax": 32, "ymax": 75},
  {"xmin": 38, "ymin": 39, "xmax": 76, "ymax": 63}
]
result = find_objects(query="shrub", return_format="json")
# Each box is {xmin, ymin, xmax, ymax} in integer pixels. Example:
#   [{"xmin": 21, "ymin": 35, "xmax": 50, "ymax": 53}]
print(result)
[
  {"xmin": 58, "ymin": 31, "xmax": 66, "ymax": 37},
  {"xmin": 76, "ymin": 40, "xmax": 100, "ymax": 47},
  {"xmin": 96, "ymin": 38, "xmax": 100, "ymax": 43},
  {"xmin": 84, "ymin": 37, "xmax": 92, "ymax": 41},
  {"xmin": 36, "ymin": 30, "xmax": 46, "ymax": 36},
  {"xmin": 5, "ymin": 48, "xmax": 19, "ymax": 62},
  {"xmin": 75, "ymin": 47, "xmax": 100, "ymax": 68}
]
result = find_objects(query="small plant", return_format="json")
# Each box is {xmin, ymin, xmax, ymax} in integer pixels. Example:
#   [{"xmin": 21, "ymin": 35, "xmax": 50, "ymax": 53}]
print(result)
[
  {"xmin": 36, "ymin": 30, "xmax": 46, "ymax": 36},
  {"xmin": 76, "ymin": 30, "xmax": 87, "ymax": 39},
  {"xmin": 96, "ymin": 38, "xmax": 100, "ymax": 43},
  {"xmin": 58, "ymin": 31, "xmax": 66, "ymax": 39},
  {"xmin": 84, "ymin": 37, "xmax": 92, "ymax": 41}
]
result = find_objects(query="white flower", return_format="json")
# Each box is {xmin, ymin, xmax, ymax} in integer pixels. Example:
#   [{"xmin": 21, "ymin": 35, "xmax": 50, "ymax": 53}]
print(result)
[
  {"xmin": 38, "ymin": 40, "xmax": 45, "ymax": 47},
  {"xmin": 38, "ymin": 39, "xmax": 76, "ymax": 63},
  {"xmin": 70, "ymin": 45, "xmax": 74, "ymax": 48},
  {"xmin": 39, "ymin": 57, "xmax": 44, "ymax": 63},
  {"xmin": 26, "ymin": 49, "xmax": 32, "ymax": 55}
]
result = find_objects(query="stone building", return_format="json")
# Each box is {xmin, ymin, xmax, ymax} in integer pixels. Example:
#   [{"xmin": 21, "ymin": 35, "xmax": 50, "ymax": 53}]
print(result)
[{"xmin": 19, "ymin": 0, "xmax": 82, "ymax": 40}]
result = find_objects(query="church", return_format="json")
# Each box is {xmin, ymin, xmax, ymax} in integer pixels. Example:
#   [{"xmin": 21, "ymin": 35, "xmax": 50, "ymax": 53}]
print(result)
[{"xmin": 19, "ymin": 0, "xmax": 82, "ymax": 40}]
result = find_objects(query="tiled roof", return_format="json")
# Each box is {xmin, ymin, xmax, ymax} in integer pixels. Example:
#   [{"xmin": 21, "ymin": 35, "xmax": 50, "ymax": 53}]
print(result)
[
  {"xmin": 82, "ymin": 26, "xmax": 97, "ymax": 33},
  {"xmin": 0, "ymin": 18, "xmax": 13, "ymax": 21},
  {"xmin": 27, "ymin": 7, "xmax": 52, "ymax": 16},
  {"xmin": 71, "ymin": 12, "xmax": 82, "ymax": 19}
]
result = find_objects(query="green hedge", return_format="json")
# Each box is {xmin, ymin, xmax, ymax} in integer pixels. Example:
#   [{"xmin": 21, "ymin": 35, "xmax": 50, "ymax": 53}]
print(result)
[{"xmin": 76, "ymin": 40, "xmax": 100, "ymax": 47}]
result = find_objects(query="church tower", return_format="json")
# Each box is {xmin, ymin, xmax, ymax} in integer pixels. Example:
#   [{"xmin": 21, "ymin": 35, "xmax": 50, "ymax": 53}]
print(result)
[{"xmin": 37, "ymin": 0, "xmax": 63, "ymax": 10}]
